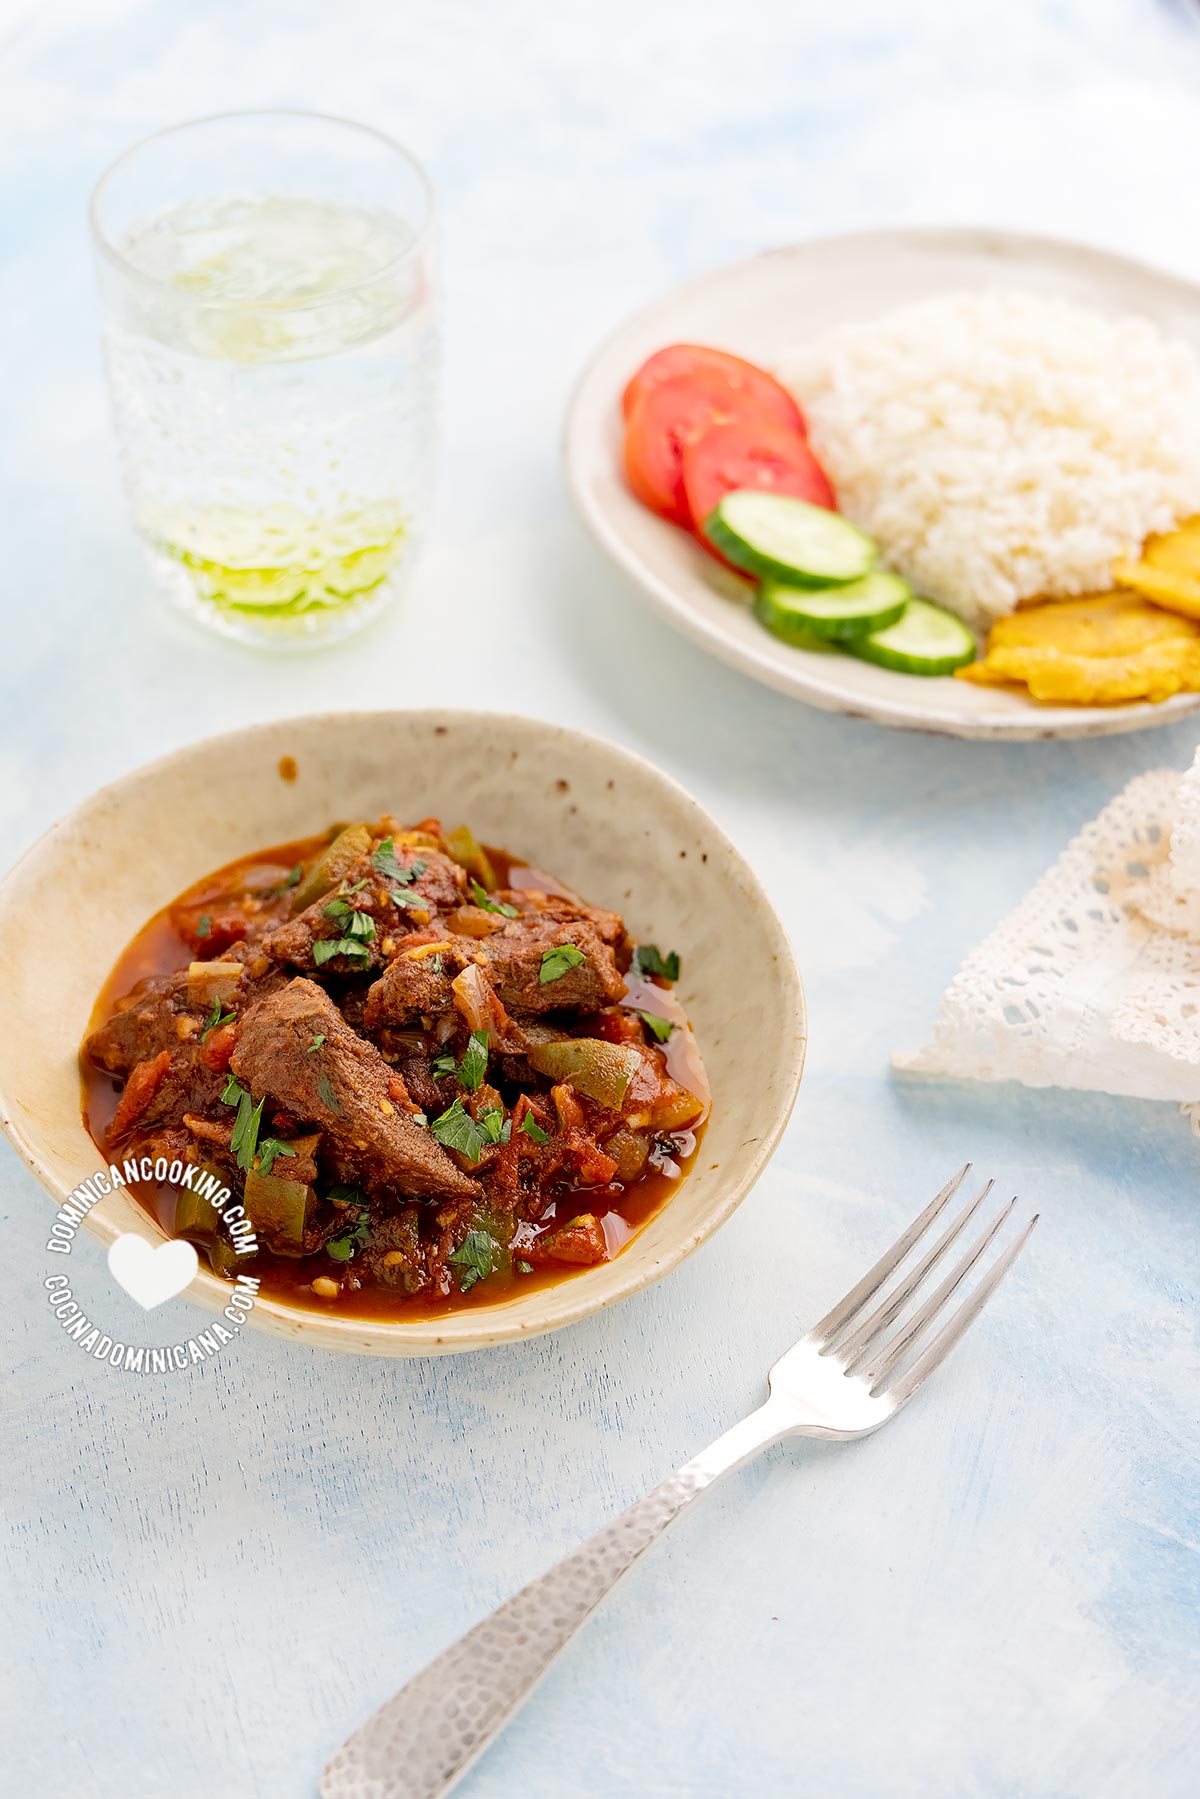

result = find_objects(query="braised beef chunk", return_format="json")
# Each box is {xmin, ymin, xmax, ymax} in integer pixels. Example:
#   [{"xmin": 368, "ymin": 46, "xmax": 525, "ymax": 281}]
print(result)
[
  {"xmin": 362, "ymin": 942, "xmax": 470, "ymax": 1031},
  {"xmin": 80, "ymin": 815, "xmax": 706, "ymax": 1316},
  {"xmin": 86, "ymin": 941, "xmax": 286, "ymax": 1076},
  {"xmin": 481, "ymin": 918, "xmax": 626, "ymax": 1015},
  {"xmin": 356, "ymin": 1208, "xmax": 428, "ymax": 1292},
  {"xmin": 505, "ymin": 890, "xmax": 629, "ymax": 950},
  {"xmin": 86, "ymin": 971, "xmax": 194, "ymax": 1073},
  {"xmin": 396, "ymin": 846, "xmax": 471, "ymax": 912},
  {"xmin": 230, "ymin": 979, "xmax": 481, "ymax": 1202},
  {"xmin": 263, "ymin": 847, "xmax": 468, "ymax": 975},
  {"xmin": 363, "ymin": 916, "xmax": 624, "ymax": 1033},
  {"xmin": 107, "ymin": 1051, "xmax": 229, "ymax": 1149},
  {"xmin": 398, "ymin": 1055, "xmax": 446, "ymax": 1115}
]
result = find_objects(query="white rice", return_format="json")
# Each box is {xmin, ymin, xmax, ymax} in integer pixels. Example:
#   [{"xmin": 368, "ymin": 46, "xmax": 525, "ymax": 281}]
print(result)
[{"xmin": 781, "ymin": 289, "xmax": 1200, "ymax": 630}]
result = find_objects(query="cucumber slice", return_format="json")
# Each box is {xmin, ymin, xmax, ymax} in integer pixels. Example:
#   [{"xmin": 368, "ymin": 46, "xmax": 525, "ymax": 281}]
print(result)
[
  {"xmin": 705, "ymin": 491, "xmax": 875, "ymax": 586},
  {"xmin": 756, "ymin": 570, "xmax": 910, "ymax": 644},
  {"xmin": 846, "ymin": 597, "xmax": 977, "ymax": 676}
]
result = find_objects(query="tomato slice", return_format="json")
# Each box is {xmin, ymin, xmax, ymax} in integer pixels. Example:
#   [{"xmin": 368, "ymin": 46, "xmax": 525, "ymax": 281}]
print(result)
[
  {"xmin": 682, "ymin": 419, "xmax": 836, "ymax": 539},
  {"xmin": 624, "ymin": 373, "xmax": 777, "ymax": 525},
  {"xmin": 622, "ymin": 344, "xmax": 806, "ymax": 436}
]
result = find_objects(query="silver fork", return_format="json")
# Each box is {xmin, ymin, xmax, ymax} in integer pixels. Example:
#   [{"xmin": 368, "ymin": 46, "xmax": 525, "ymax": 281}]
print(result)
[{"xmin": 322, "ymin": 1168, "xmax": 1036, "ymax": 1799}]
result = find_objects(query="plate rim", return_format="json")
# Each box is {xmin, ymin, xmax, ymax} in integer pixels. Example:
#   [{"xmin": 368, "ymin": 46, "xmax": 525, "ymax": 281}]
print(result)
[{"xmin": 563, "ymin": 223, "xmax": 1200, "ymax": 742}]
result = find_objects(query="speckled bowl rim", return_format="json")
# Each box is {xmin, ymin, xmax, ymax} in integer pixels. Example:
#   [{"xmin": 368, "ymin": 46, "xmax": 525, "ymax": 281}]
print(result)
[{"xmin": 0, "ymin": 709, "xmax": 806, "ymax": 1356}]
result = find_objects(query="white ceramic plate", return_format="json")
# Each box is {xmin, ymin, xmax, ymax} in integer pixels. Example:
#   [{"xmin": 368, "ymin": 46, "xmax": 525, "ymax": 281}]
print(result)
[{"xmin": 565, "ymin": 226, "xmax": 1200, "ymax": 742}]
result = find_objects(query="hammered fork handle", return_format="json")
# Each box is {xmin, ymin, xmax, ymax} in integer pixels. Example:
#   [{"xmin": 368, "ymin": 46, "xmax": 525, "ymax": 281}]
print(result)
[{"xmin": 320, "ymin": 1399, "xmax": 790, "ymax": 1799}]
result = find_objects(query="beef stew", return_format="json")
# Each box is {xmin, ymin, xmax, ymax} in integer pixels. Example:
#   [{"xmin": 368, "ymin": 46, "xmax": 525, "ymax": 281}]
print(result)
[{"xmin": 81, "ymin": 817, "xmax": 709, "ymax": 1319}]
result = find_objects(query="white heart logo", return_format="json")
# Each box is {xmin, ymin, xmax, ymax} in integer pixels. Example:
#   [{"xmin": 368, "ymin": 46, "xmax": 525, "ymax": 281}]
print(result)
[{"xmin": 107, "ymin": 1234, "xmax": 199, "ymax": 1310}]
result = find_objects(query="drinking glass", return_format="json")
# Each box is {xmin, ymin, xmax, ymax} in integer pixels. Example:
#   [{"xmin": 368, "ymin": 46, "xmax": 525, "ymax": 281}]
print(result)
[{"xmin": 90, "ymin": 111, "xmax": 437, "ymax": 649}]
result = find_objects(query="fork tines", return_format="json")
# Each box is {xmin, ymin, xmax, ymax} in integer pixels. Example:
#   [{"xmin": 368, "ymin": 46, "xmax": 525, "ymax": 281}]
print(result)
[{"xmin": 815, "ymin": 1166, "xmax": 1036, "ymax": 1404}]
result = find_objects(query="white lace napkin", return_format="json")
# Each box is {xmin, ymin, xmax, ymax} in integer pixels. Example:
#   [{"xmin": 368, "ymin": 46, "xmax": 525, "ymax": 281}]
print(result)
[{"xmin": 897, "ymin": 747, "xmax": 1200, "ymax": 1133}]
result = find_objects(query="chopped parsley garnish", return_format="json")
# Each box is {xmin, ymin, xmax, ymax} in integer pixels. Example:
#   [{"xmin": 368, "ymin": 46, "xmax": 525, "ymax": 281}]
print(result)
[
  {"xmin": 372, "ymin": 839, "xmax": 427, "ymax": 907},
  {"xmin": 255, "ymin": 1138, "xmax": 297, "ymax": 1177},
  {"xmin": 313, "ymin": 937, "xmax": 371, "ymax": 967},
  {"xmin": 631, "ymin": 944, "xmax": 680, "ymax": 982},
  {"xmin": 469, "ymin": 878, "xmax": 517, "ymax": 918},
  {"xmin": 328, "ymin": 1183, "xmax": 363, "ymax": 1205},
  {"xmin": 516, "ymin": 1260, "xmax": 533, "ymax": 1275},
  {"xmin": 639, "ymin": 1011, "xmax": 674, "ymax": 1043},
  {"xmin": 457, "ymin": 1030, "xmax": 489, "ymax": 1092},
  {"xmin": 429, "ymin": 1097, "xmax": 487, "ymax": 1162},
  {"xmin": 448, "ymin": 1229, "xmax": 499, "ymax": 1293},
  {"xmin": 372, "ymin": 837, "xmax": 420, "ymax": 883},
  {"xmin": 200, "ymin": 998, "xmax": 236, "ymax": 1041},
  {"xmin": 317, "ymin": 1073, "xmax": 341, "ymax": 1115},
  {"xmin": 539, "ymin": 943, "xmax": 586, "ymax": 984},
  {"xmin": 429, "ymin": 953, "xmax": 444, "ymax": 974},
  {"xmin": 326, "ymin": 1209, "xmax": 372, "ymax": 1261},
  {"xmin": 431, "ymin": 1050, "xmax": 458, "ymax": 1079},
  {"xmin": 313, "ymin": 904, "xmax": 375, "ymax": 967},
  {"xmin": 479, "ymin": 1106, "xmax": 505, "ymax": 1144},
  {"xmin": 195, "ymin": 915, "xmax": 212, "ymax": 939},
  {"xmin": 341, "ymin": 877, "xmax": 368, "ymax": 895},
  {"xmin": 322, "ymin": 898, "xmax": 376, "ymax": 937},
  {"xmin": 307, "ymin": 1033, "xmax": 326, "ymax": 1053},
  {"xmin": 221, "ymin": 1073, "xmax": 248, "ymax": 1107},
  {"xmin": 229, "ymin": 1090, "xmax": 265, "ymax": 1174},
  {"xmin": 518, "ymin": 1115, "xmax": 550, "ymax": 1145},
  {"xmin": 388, "ymin": 888, "xmax": 428, "ymax": 912}
]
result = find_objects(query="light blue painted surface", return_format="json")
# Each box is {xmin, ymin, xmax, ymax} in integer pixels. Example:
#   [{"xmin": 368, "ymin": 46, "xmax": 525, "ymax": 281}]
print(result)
[{"xmin": 2, "ymin": 3, "xmax": 1199, "ymax": 1794}]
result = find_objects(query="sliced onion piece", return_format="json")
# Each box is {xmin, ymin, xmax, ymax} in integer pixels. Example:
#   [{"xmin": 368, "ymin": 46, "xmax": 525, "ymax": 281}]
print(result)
[
  {"xmin": 451, "ymin": 962, "xmax": 523, "ymax": 1049},
  {"xmin": 620, "ymin": 975, "xmax": 711, "ymax": 1117},
  {"xmin": 187, "ymin": 960, "xmax": 243, "ymax": 1009},
  {"xmin": 444, "ymin": 906, "xmax": 505, "ymax": 939},
  {"xmin": 451, "ymin": 962, "xmax": 496, "ymax": 1034},
  {"xmin": 603, "ymin": 1126, "xmax": 651, "ymax": 1182}
]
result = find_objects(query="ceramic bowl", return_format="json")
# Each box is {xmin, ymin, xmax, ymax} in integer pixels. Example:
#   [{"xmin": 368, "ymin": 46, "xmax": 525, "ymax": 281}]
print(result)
[{"xmin": 0, "ymin": 710, "xmax": 805, "ymax": 1355}]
